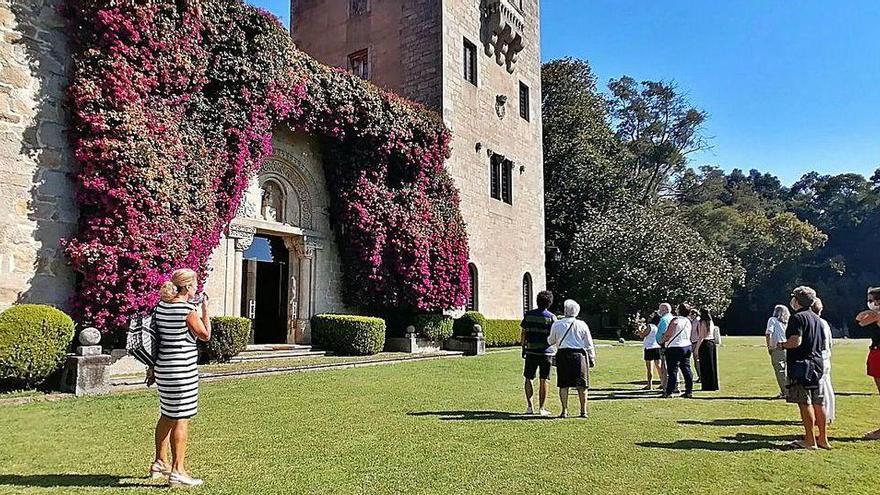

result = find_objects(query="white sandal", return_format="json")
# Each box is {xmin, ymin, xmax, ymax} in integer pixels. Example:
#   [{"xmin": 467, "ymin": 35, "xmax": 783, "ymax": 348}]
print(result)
[
  {"xmin": 169, "ymin": 471, "xmax": 204, "ymax": 487},
  {"xmin": 149, "ymin": 460, "xmax": 170, "ymax": 479}
]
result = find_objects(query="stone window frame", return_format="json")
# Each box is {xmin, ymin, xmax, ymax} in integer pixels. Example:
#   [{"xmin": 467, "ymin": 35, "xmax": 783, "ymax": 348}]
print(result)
[
  {"xmin": 467, "ymin": 263, "xmax": 480, "ymax": 311},
  {"xmin": 463, "ymin": 37, "xmax": 478, "ymax": 86},
  {"xmin": 490, "ymin": 153, "xmax": 513, "ymax": 205},
  {"xmin": 348, "ymin": 49, "xmax": 370, "ymax": 80},
  {"xmin": 519, "ymin": 81, "xmax": 530, "ymax": 122},
  {"xmin": 522, "ymin": 272, "xmax": 533, "ymax": 314}
]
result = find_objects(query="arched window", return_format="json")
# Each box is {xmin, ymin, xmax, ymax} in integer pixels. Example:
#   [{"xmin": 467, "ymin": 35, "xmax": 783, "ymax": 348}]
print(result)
[
  {"xmin": 522, "ymin": 272, "xmax": 533, "ymax": 314},
  {"xmin": 467, "ymin": 263, "xmax": 479, "ymax": 311}
]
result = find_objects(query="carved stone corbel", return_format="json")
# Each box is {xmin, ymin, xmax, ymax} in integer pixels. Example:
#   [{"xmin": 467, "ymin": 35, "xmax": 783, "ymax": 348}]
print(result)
[{"xmin": 228, "ymin": 223, "xmax": 256, "ymax": 252}]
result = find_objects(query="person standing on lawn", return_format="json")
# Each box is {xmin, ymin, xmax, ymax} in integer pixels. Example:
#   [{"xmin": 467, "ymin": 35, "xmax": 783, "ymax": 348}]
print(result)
[
  {"xmin": 856, "ymin": 286, "xmax": 880, "ymax": 439},
  {"xmin": 637, "ymin": 312, "xmax": 662, "ymax": 390},
  {"xmin": 548, "ymin": 299, "xmax": 595, "ymax": 418},
  {"xmin": 660, "ymin": 303, "xmax": 694, "ymax": 398},
  {"xmin": 779, "ymin": 285, "xmax": 829, "ymax": 450},
  {"xmin": 766, "ymin": 305, "xmax": 790, "ymax": 398},
  {"xmin": 147, "ymin": 268, "xmax": 212, "ymax": 486},
  {"xmin": 689, "ymin": 308, "xmax": 701, "ymax": 381},
  {"xmin": 655, "ymin": 302, "xmax": 674, "ymax": 391},
  {"xmin": 694, "ymin": 307, "xmax": 719, "ymax": 391},
  {"xmin": 520, "ymin": 290, "xmax": 556, "ymax": 416},
  {"xmin": 812, "ymin": 298, "xmax": 835, "ymax": 423}
]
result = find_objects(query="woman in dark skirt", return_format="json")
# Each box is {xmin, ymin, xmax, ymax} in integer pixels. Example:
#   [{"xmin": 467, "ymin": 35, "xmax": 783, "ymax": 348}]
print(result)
[
  {"xmin": 695, "ymin": 307, "xmax": 719, "ymax": 391},
  {"xmin": 548, "ymin": 299, "xmax": 596, "ymax": 418}
]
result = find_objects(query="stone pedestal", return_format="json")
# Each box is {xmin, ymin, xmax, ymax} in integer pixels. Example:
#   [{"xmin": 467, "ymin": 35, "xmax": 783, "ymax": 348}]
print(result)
[
  {"xmin": 444, "ymin": 324, "xmax": 486, "ymax": 356},
  {"xmin": 385, "ymin": 331, "xmax": 443, "ymax": 354},
  {"xmin": 61, "ymin": 351, "xmax": 112, "ymax": 396}
]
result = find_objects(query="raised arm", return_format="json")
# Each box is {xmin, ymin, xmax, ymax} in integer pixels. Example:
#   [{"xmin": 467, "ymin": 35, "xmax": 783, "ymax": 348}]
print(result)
[{"xmin": 186, "ymin": 299, "xmax": 212, "ymax": 341}]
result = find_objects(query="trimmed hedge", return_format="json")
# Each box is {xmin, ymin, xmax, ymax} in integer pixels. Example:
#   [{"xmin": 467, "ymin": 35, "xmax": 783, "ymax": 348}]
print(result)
[
  {"xmin": 485, "ymin": 319, "xmax": 522, "ymax": 347},
  {"xmin": 413, "ymin": 314, "xmax": 453, "ymax": 342},
  {"xmin": 453, "ymin": 311, "xmax": 488, "ymax": 337},
  {"xmin": 0, "ymin": 305, "xmax": 75, "ymax": 387},
  {"xmin": 198, "ymin": 316, "xmax": 251, "ymax": 363},
  {"xmin": 311, "ymin": 314, "xmax": 385, "ymax": 356}
]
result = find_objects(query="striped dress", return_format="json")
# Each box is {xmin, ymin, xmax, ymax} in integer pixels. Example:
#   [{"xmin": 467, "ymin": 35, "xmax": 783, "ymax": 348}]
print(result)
[{"xmin": 153, "ymin": 301, "xmax": 200, "ymax": 419}]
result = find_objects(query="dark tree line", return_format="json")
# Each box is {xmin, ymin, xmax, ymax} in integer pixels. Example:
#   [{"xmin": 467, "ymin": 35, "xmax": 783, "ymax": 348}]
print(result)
[{"xmin": 542, "ymin": 57, "xmax": 879, "ymax": 335}]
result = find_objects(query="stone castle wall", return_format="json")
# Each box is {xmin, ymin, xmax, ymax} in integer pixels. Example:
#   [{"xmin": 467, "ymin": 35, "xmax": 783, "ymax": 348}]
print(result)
[
  {"xmin": 441, "ymin": 0, "xmax": 546, "ymax": 318},
  {"xmin": 0, "ymin": 0, "xmax": 77, "ymax": 311}
]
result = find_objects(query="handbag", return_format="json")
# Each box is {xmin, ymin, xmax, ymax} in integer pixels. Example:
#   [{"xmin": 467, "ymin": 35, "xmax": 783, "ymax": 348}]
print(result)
[
  {"xmin": 127, "ymin": 310, "xmax": 159, "ymax": 368},
  {"xmin": 789, "ymin": 358, "xmax": 823, "ymax": 386},
  {"xmin": 550, "ymin": 320, "xmax": 577, "ymax": 367}
]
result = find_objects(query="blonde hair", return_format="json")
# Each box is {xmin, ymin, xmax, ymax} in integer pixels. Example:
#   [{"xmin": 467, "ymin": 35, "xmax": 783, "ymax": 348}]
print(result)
[
  {"xmin": 159, "ymin": 268, "xmax": 197, "ymax": 302},
  {"xmin": 773, "ymin": 304, "xmax": 790, "ymax": 324}
]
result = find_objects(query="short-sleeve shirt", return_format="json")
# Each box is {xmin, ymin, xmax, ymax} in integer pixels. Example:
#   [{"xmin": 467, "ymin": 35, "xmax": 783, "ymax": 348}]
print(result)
[
  {"xmin": 785, "ymin": 309, "xmax": 825, "ymax": 370},
  {"xmin": 655, "ymin": 313, "xmax": 674, "ymax": 345},
  {"xmin": 666, "ymin": 317, "xmax": 693, "ymax": 348},
  {"xmin": 643, "ymin": 324, "xmax": 660, "ymax": 350},
  {"xmin": 521, "ymin": 309, "xmax": 555, "ymax": 355},
  {"xmin": 765, "ymin": 317, "xmax": 787, "ymax": 348}
]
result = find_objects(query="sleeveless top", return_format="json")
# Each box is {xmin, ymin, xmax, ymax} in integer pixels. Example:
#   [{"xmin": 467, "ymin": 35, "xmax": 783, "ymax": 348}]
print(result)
[{"xmin": 153, "ymin": 300, "xmax": 200, "ymax": 419}]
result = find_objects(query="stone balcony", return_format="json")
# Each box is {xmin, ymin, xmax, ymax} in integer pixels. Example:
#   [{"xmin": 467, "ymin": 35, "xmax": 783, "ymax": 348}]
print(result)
[{"xmin": 482, "ymin": 0, "xmax": 526, "ymax": 73}]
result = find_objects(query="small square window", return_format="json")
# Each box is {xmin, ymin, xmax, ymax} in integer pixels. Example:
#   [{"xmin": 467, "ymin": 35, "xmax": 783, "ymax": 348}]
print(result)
[
  {"xmin": 349, "ymin": 0, "xmax": 368, "ymax": 17},
  {"xmin": 463, "ymin": 38, "xmax": 477, "ymax": 86},
  {"xmin": 519, "ymin": 82, "xmax": 530, "ymax": 121},
  {"xmin": 348, "ymin": 49, "xmax": 369, "ymax": 80}
]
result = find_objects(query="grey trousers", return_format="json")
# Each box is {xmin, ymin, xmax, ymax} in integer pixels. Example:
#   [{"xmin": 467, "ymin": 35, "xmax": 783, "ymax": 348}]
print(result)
[{"xmin": 769, "ymin": 348, "xmax": 787, "ymax": 395}]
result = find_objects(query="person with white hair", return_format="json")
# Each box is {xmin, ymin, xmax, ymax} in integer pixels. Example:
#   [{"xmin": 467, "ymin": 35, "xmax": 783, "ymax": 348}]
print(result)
[
  {"xmin": 654, "ymin": 302, "xmax": 674, "ymax": 391},
  {"xmin": 811, "ymin": 298, "xmax": 835, "ymax": 423},
  {"xmin": 766, "ymin": 304, "xmax": 790, "ymax": 398},
  {"xmin": 547, "ymin": 299, "xmax": 595, "ymax": 418}
]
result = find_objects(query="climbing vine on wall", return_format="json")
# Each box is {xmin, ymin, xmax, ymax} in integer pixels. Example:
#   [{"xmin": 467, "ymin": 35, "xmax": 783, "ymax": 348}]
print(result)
[{"xmin": 63, "ymin": 0, "xmax": 469, "ymax": 336}]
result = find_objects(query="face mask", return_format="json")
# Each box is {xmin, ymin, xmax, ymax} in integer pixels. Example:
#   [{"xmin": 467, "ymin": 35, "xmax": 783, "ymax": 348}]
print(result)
[{"xmin": 869, "ymin": 301, "xmax": 880, "ymax": 311}]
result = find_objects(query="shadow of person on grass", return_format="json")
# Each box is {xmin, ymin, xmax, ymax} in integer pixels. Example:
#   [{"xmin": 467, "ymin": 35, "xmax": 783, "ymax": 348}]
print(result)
[
  {"xmin": 408, "ymin": 410, "xmax": 552, "ymax": 421},
  {"xmin": 0, "ymin": 474, "xmax": 158, "ymax": 489},
  {"xmin": 679, "ymin": 418, "xmax": 800, "ymax": 427},
  {"xmin": 638, "ymin": 432, "xmax": 872, "ymax": 451}
]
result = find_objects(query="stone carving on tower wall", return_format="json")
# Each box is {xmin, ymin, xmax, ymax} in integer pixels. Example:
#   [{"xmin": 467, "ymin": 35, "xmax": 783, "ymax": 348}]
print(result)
[
  {"xmin": 236, "ymin": 175, "xmax": 261, "ymax": 219},
  {"xmin": 228, "ymin": 223, "xmax": 256, "ymax": 251},
  {"xmin": 482, "ymin": 0, "xmax": 525, "ymax": 74}
]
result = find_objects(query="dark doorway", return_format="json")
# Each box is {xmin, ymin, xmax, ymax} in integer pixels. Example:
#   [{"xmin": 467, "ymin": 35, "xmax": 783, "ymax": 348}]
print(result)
[{"xmin": 240, "ymin": 235, "xmax": 289, "ymax": 344}]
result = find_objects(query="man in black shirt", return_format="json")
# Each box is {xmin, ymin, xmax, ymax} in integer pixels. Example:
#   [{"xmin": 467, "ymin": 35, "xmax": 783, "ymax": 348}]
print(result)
[{"xmin": 778, "ymin": 285, "xmax": 828, "ymax": 450}]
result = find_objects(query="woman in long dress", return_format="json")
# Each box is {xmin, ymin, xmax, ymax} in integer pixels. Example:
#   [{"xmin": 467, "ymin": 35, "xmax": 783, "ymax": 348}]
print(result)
[
  {"xmin": 812, "ymin": 298, "xmax": 835, "ymax": 423},
  {"xmin": 147, "ymin": 269, "xmax": 212, "ymax": 487},
  {"xmin": 694, "ymin": 307, "xmax": 719, "ymax": 391}
]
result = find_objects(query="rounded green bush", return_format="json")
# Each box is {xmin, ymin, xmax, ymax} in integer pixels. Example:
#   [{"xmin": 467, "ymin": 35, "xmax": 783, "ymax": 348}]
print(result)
[
  {"xmin": 413, "ymin": 314, "xmax": 453, "ymax": 342},
  {"xmin": 453, "ymin": 311, "xmax": 488, "ymax": 337},
  {"xmin": 311, "ymin": 314, "xmax": 385, "ymax": 356},
  {"xmin": 198, "ymin": 316, "xmax": 251, "ymax": 363},
  {"xmin": 0, "ymin": 304, "xmax": 75, "ymax": 387},
  {"xmin": 485, "ymin": 319, "xmax": 522, "ymax": 347}
]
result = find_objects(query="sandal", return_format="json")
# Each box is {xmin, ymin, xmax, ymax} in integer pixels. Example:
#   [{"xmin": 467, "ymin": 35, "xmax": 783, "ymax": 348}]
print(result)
[{"xmin": 784, "ymin": 440, "xmax": 817, "ymax": 451}]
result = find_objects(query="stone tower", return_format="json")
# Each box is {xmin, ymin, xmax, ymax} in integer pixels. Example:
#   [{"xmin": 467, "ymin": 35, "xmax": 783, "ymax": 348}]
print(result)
[{"xmin": 291, "ymin": 0, "xmax": 546, "ymax": 319}]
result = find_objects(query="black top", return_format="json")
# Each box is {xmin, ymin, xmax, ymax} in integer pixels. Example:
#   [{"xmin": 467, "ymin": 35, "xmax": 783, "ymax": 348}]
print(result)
[
  {"xmin": 785, "ymin": 308, "xmax": 825, "ymax": 369},
  {"xmin": 520, "ymin": 309, "xmax": 555, "ymax": 355},
  {"xmin": 870, "ymin": 326, "xmax": 880, "ymax": 350}
]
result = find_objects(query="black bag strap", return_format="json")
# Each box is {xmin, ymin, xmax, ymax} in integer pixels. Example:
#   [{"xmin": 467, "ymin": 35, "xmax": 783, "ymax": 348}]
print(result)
[
  {"xmin": 665, "ymin": 318, "xmax": 687, "ymax": 347},
  {"xmin": 559, "ymin": 320, "xmax": 576, "ymax": 347}
]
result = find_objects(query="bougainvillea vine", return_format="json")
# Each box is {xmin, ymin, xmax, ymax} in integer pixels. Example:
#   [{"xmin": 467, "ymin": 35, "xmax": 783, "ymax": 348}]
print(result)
[{"xmin": 63, "ymin": 0, "xmax": 469, "ymax": 336}]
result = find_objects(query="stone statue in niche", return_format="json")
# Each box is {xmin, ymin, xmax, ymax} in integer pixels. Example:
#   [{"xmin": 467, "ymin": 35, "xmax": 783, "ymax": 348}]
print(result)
[{"xmin": 261, "ymin": 181, "xmax": 283, "ymax": 223}]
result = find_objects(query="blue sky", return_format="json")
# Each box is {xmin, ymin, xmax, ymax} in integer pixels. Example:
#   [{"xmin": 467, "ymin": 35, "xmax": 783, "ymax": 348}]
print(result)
[{"xmin": 247, "ymin": 0, "xmax": 880, "ymax": 185}]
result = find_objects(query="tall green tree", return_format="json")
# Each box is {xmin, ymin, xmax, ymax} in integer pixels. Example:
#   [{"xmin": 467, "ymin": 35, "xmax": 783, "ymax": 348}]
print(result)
[
  {"xmin": 607, "ymin": 77, "xmax": 710, "ymax": 202},
  {"xmin": 541, "ymin": 58, "xmax": 630, "ymax": 292}
]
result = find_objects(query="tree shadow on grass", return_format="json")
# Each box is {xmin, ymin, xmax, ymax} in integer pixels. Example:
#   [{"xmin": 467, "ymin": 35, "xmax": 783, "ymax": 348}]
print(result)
[
  {"xmin": 679, "ymin": 418, "xmax": 800, "ymax": 427},
  {"xmin": 0, "ymin": 474, "xmax": 159, "ymax": 489},
  {"xmin": 408, "ymin": 410, "xmax": 553, "ymax": 421}
]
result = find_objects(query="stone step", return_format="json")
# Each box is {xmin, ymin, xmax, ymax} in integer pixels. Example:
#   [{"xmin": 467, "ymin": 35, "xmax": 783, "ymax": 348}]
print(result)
[{"xmin": 229, "ymin": 347, "xmax": 325, "ymax": 362}]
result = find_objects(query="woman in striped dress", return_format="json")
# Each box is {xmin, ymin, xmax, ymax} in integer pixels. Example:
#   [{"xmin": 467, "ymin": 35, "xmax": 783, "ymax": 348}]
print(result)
[{"xmin": 146, "ymin": 268, "xmax": 211, "ymax": 487}]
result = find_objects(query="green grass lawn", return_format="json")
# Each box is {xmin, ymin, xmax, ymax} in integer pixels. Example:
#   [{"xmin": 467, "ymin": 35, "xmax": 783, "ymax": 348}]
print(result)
[{"xmin": 1, "ymin": 337, "xmax": 879, "ymax": 494}]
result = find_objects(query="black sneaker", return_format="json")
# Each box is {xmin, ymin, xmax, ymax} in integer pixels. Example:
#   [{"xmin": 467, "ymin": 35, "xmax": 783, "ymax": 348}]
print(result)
[{"xmin": 681, "ymin": 392, "xmax": 693, "ymax": 398}]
